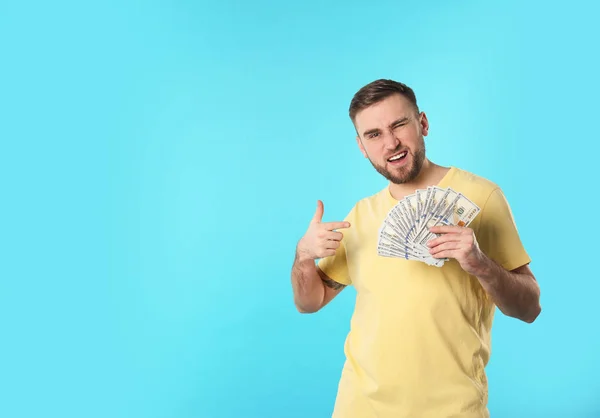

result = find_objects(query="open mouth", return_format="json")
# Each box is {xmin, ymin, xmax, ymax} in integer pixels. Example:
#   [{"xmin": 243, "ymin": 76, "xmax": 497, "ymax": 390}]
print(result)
[{"xmin": 387, "ymin": 151, "xmax": 408, "ymax": 164}]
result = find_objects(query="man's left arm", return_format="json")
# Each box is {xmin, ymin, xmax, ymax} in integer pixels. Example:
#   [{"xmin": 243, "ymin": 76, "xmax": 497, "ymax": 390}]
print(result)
[{"xmin": 427, "ymin": 226, "xmax": 541, "ymax": 323}]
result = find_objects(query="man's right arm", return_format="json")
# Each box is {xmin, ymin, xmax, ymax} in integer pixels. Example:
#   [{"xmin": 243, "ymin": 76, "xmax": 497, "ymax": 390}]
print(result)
[
  {"xmin": 291, "ymin": 251, "xmax": 346, "ymax": 313},
  {"xmin": 290, "ymin": 200, "xmax": 350, "ymax": 313}
]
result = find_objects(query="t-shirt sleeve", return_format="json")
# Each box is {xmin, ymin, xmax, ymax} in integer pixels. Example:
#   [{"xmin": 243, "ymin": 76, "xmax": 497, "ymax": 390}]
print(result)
[
  {"xmin": 316, "ymin": 207, "xmax": 355, "ymax": 286},
  {"xmin": 477, "ymin": 187, "xmax": 531, "ymax": 272}
]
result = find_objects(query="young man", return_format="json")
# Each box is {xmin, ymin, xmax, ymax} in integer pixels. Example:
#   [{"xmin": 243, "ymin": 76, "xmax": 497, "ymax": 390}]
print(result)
[{"xmin": 290, "ymin": 79, "xmax": 541, "ymax": 418}]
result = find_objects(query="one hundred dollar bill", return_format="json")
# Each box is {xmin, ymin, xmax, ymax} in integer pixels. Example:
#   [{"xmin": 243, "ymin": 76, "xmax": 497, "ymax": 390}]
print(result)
[
  {"xmin": 377, "ymin": 184, "xmax": 479, "ymax": 268},
  {"xmin": 417, "ymin": 193, "xmax": 481, "ymax": 246}
]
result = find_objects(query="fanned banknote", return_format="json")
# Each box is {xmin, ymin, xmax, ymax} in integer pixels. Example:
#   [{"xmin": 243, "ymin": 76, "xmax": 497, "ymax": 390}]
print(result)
[{"xmin": 377, "ymin": 187, "xmax": 480, "ymax": 267}]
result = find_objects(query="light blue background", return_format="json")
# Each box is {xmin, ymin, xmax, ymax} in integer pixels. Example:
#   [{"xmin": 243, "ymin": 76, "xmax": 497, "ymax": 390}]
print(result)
[{"xmin": 1, "ymin": 0, "xmax": 598, "ymax": 417}]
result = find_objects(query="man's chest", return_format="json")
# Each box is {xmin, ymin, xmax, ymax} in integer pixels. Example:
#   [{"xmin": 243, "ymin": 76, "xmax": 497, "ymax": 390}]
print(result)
[{"xmin": 344, "ymin": 217, "xmax": 485, "ymax": 321}]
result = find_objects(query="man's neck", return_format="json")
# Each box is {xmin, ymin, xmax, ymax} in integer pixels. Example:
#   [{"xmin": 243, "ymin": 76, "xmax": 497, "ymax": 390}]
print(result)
[{"xmin": 388, "ymin": 160, "xmax": 450, "ymax": 200}]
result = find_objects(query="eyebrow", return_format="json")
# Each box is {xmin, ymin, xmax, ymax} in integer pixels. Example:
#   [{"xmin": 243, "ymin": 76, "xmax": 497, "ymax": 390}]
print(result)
[{"xmin": 362, "ymin": 117, "xmax": 409, "ymax": 137}]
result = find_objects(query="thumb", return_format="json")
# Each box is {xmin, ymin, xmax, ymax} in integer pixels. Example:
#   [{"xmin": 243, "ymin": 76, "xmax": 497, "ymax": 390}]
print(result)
[{"xmin": 311, "ymin": 200, "xmax": 324, "ymax": 223}]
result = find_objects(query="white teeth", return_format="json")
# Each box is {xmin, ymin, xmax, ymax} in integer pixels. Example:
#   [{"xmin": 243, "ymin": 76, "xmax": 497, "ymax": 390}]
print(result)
[{"xmin": 389, "ymin": 152, "xmax": 407, "ymax": 161}]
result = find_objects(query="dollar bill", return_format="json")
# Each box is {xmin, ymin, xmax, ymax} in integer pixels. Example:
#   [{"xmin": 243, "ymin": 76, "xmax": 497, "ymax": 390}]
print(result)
[
  {"xmin": 376, "ymin": 185, "xmax": 480, "ymax": 268},
  {"xmin": 417, "ymin": 193, "xmax": 481, "ymax": 246}
]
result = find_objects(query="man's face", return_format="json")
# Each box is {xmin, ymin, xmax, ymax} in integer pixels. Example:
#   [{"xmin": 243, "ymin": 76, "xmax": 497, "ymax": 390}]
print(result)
[{"xmin": 354, "ymin": 94, "xmax": 429, "ymax": 184}]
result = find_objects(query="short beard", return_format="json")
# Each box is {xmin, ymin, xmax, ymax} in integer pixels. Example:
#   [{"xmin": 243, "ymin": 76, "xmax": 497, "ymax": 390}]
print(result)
[{"xmin": 369, "ymin": 139, "xmax": 426, "ymax": 184}]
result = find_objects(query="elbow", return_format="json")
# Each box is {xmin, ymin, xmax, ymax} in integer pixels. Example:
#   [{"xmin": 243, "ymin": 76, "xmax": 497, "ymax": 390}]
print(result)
[
  {"xmin": 520, "ymin": 291, "xmax": 542, "ymax": 323},
  {"xmin": 522, "ymin": 303, "xmax": 542, "ymax": 323},
  {"xmin": 521, "ymin": 281, "xmax": 542, "ymax": 323},
  {"xmin": 294, "ymin": 300, "xmax": 321, "ymax": 314},
  {"xmin": 297, "ymin": 306, "xmax": 318, "ymax": 314},
  {"xmin": 295, "ymin": 303, "xmax": 320, "ymax": 314}
]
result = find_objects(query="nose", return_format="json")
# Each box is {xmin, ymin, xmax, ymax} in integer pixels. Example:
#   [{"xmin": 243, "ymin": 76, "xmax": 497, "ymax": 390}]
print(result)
[{"xmin": 383, "ymin": 129, "xmax": 401, "ymax": 150}]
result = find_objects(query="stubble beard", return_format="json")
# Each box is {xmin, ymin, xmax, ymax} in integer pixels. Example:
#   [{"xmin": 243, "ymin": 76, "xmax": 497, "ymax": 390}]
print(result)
[{"xmin": 369, "ymin": 137, "xmax": 426, "ymax": 185}]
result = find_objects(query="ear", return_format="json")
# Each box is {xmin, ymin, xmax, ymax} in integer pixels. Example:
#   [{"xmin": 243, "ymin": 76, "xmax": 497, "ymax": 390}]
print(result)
[
  {"xmin": 356, "ymin": 135, "xmax": 368, "ymax": 158},
  {"xmin": 420, "ymin": 112, "xmax": 429, "ymax": 136}
]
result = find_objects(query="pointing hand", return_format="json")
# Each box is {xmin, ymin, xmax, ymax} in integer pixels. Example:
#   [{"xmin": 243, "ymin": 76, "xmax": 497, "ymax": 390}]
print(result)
[{"xmin": 296, "ymin": 200, "xmax": 351, "ymax": 261}]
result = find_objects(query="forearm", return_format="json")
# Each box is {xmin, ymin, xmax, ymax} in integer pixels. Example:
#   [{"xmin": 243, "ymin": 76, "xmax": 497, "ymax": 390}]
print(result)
[
  {"xmin": 472, "ymin": 255, "xmax": 541, "ymax": 323},
  {"xmin": 291, "ymin": 250, "xmax": 325, "ymax": 313}
]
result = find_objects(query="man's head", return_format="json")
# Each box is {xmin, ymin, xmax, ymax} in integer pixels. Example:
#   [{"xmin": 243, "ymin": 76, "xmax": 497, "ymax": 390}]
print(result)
[{"xmin": 349, "ymin": 79, "xmax": 429, "ymax": 184}]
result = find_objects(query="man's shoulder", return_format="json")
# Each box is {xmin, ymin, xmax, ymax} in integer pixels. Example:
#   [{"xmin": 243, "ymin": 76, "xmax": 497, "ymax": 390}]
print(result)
[
  {"xmin": 451, "ymin": 166, "xmax": 499, "ymax": 189},
  {"xmin": 450, "ymin": 167, "xmax": 501, "ymax": 203}
]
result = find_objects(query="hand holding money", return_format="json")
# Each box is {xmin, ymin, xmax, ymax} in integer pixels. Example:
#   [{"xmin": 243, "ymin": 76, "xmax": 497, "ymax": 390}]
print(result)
[
  {"xmin": 296, "ymin": 200, "xmax": 351, "ymax": 261},
  {"xmin": 377, "ymin": 186, "xmax": 481, "ymax": 267},
  {"xmin": 427, "ymin": 225, "xmax": 485, "ymax": 276}
]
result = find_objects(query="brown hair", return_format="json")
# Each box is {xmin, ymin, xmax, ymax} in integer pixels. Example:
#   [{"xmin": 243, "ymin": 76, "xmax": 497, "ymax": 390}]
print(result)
[{"xmin": 349, "ymin": 79, "xmax": 419, "ymax": 122}]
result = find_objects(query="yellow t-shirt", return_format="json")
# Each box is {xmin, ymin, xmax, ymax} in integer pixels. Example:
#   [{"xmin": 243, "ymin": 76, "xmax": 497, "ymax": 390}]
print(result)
[{"xmin": 317, "ymin": 166, "xmax": 531, "ymax": 418}]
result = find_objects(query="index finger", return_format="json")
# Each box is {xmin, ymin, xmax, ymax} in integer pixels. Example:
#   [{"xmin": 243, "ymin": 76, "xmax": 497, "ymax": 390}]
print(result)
[{"xmin": 322, "ymin": 221, "xmax": 351, "ymax": 231}]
